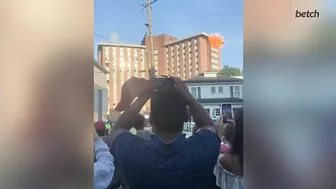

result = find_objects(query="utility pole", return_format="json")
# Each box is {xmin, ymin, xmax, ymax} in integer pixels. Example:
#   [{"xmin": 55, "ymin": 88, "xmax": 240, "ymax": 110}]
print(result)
[{"xmin": 143, "ymin": 0, "xmax": 157, "ymax": 79}]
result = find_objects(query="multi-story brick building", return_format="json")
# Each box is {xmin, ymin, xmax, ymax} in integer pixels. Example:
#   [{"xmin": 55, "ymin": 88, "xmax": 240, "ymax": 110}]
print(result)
[
  {"xmin": 141, "ymin": 33, "xmax": 222, "ymax": 79},
  {"xmin": 97, "ymin": 32, "xmax": 223, "ymax": 112}
]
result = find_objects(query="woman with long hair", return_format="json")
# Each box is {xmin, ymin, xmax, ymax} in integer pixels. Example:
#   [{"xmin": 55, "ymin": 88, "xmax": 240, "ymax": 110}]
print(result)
[{"xmin": 214, "ymin": 108, "xmax": 243, "ymax": 189}]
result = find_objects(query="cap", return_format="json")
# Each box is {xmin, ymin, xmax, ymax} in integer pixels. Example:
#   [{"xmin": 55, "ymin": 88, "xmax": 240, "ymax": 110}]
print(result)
[{"xmin": 94, "ymin": 121, "xmax": 106, "ymax": 131}]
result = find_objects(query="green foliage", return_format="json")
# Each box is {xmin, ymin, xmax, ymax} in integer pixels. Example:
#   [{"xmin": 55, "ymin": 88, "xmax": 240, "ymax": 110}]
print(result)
[{"xmin": 218, "ymin": 65, "xmax": 243, "ymax": 76}]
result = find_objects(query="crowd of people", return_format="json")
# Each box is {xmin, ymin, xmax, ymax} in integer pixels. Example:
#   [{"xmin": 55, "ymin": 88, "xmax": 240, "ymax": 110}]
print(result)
[{"xmin": 93, "ymin": 77, "xmax": 244, "ymax": 189}]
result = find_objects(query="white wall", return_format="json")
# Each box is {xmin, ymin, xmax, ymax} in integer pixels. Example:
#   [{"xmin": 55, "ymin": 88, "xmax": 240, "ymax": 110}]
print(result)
[
  {"xmin": 187, "ymin": 83, "xmax": 243, "ymax": 99},
  {"xmin": 199, "ymin": 85, "xmax": 231, "ymax": 98},
  {"xmin": 94, "ymin": 66, "xmax": 107, "ymax": 88},
  {"xmin": 94, "ymin": 66, "xmax": 108, "ymax": 120},
  {"xmin": 203, "ymin": 104, "xmax": 243, "ymax": 120},
  {"xmin": 94, "ymin": 89, "xmax": 108, "ymax": 112}
]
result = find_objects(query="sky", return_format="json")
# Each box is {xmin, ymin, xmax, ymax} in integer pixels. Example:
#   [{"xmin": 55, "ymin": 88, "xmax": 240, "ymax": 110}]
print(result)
[{"xmin": 94, "ymin": 0, "xmax": 243, "ymax": 69}]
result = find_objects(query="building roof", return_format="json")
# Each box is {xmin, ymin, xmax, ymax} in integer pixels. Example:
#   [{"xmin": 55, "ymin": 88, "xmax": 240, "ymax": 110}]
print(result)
[
  {"xmin": 163, "ymin": 32, "xmax": 210, "ymax": 46},
  {"xmin": 97, "ymin": 43, "xmax": 145, "ymax": 49},
  {"xmin": 93, "ymin": 61, "xmax": 109, "ymax": 74},
  {"xmin": 97, "ymin": 32, "xmax": 220, "ymax": 49},
  {"xmin": 185, "ymin": 74, "xmax": 243, "ymax": 83},
  {"xmin": 197, "ymin": 98, "xmax": 243, "ymax": 104},
  {"xmin": 231, "ymin": 76, "xmax": 243, "ymax": 79}
]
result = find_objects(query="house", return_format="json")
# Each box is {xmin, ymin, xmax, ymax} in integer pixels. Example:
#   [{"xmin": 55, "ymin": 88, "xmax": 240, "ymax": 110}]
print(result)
[
  {"xmin": 93, "ymin": 61, "xmax": 109, "ymax": 121},
  {"xmin": 231, "ymin": 76, "xmax": 243, "ymax": 79},
  {"xmin": 185, "ymin": 72, "xmax": 243, "ymax": 121}
]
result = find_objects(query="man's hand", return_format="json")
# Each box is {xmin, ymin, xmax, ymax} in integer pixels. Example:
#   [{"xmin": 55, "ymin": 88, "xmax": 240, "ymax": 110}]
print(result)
[
  {"xmin": 113, "ymin": 86, "xmax": 154, "ymax": 130},
  {"xmin": 115, "ymin": 77, "xmax": 154, "ymax": 111},
  {"xmin": 109, "ymin": 90, "xmax": 153, "ymax": 143},
  {"xmin": 170, "ymin": 77, "xmax": 213, "ymax": 128},
  {"xmin": 215, "ymin": 114, "xmax": 224, "ymax": 125},
  {"xmin": 170, "ymin": 77, "xmax": 193, "ymax": 102}
]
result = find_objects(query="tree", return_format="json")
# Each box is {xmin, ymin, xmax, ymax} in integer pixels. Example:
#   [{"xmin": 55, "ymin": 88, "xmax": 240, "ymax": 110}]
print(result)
[{"xmin": 218, "ymin": 65, "xmax": 243, "ymax": 76}]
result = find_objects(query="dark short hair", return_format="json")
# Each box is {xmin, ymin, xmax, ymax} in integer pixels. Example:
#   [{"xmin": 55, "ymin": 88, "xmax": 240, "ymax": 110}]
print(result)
[
  {"xmin": 232, "ymin": 108, "xmax": 243, "ymax": 166},
  {"xmin": 150, "ymin": 88, "xmax": 188, "ymax": 133},
  {"xmin": 133, "ymin": 114, "xmax": 145, "ymax": 130}
]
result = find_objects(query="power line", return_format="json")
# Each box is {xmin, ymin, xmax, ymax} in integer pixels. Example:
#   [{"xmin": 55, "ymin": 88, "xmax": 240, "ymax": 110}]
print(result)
[
  {"xmin": 141, "ymin": 0, "xmax": 157, "ymax": 9},
  {"xmin": 94, "ymin": 33, "xmax": 111, "ymax": 42},
  {"xmin": 94, "ymin": 33, "xmax": 121, "ymax": 44}
]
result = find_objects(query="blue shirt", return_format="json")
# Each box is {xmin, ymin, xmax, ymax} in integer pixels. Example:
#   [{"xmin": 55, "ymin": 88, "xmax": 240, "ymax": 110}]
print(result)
[{"xmin": 113, "ymin": 129, "xmax": 220, "ymax": 189}]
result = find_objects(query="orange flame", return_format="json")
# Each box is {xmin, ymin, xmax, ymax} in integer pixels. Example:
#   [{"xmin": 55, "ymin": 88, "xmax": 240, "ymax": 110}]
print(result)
[{"xmin": 208, "ymin": 34, "xmax": 224, "ymax": 48}]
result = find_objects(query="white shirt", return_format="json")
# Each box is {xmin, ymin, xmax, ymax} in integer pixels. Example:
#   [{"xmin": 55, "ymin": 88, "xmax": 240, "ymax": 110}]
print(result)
[{"xmin": 94, "ymin": 139, "xmax": 115, "ymax": 189}]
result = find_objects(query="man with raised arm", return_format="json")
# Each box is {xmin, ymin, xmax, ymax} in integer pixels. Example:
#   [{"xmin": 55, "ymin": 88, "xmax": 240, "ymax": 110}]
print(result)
[{"xmin": 110, "ymin": 77, "xmax": 220, "ymax": 189}]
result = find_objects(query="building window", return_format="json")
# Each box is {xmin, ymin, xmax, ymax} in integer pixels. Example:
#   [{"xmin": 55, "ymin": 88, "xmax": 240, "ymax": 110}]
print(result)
[
  {"xmin": 105, "ymin": 47, "xmax": 109, "ymax": 55},
  {"xmin": 215, "ymin": 108, "xmax": 221, "ymax": 116},
  {"xmin": 190, "ymin": 87, "xmax": 197, "ymax": 98},
  {"xmin": 218, "ymin": 86, "xmax": 223, "ymax": 93},
  {"xmin": 211, "ymin": 48, "xmax": 218, "ymax": 54},
  {"xmin": 212, "ymin": 108, "xmax": 221, "ymax": 118},
  {"xmin": 105, "ymin": 63, "xmax": 109, "ymax": 67},
  {"xmin": 211, "ymin": 86, "xmax": 216, "ymax": 93},
  {"xmin": 234, "ymin": 86, "xmax": 241, "ymax": 97}
]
